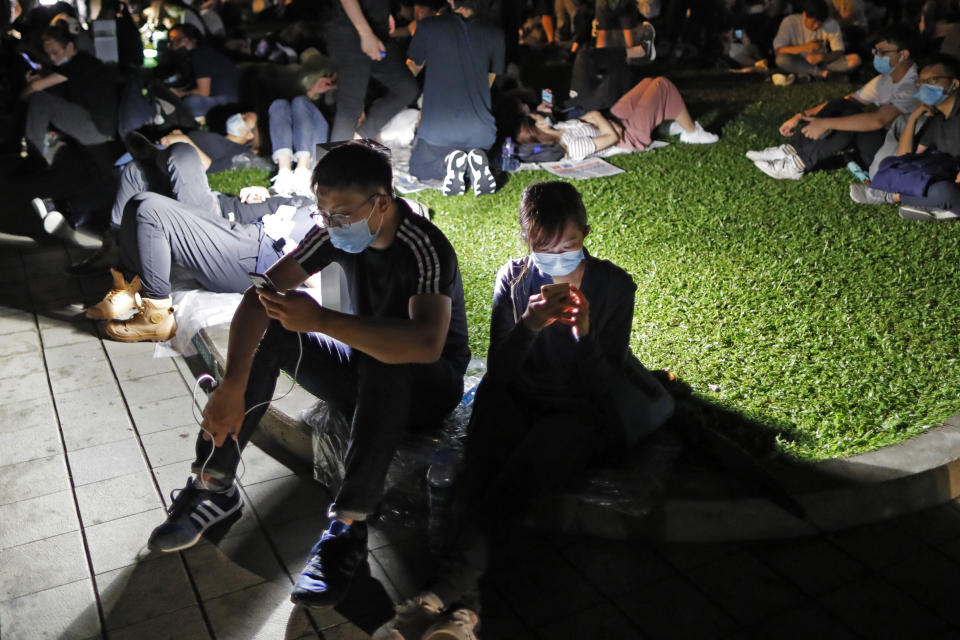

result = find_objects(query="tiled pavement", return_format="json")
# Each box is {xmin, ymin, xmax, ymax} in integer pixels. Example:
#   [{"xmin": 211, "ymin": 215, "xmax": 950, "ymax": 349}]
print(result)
[{"xmin": 4, "ymin": 243, "xmax": 960, "ymax": 639}]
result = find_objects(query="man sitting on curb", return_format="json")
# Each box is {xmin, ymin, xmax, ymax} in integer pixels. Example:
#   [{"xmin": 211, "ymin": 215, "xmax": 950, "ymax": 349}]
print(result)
[
  {"xmin": 850, "ymin": 55, "xmax": 960, "ymax": 221},
  {"xmin": 147, "ymin": 141, "xmax": 470, "ymax": 611},
  {"xmin": 747, "ymin": 25, "xmax": 918, "ymax": 181},
  {"xmin": 772, "ymin": 0, "xmax": 861, "ymax": 81}
]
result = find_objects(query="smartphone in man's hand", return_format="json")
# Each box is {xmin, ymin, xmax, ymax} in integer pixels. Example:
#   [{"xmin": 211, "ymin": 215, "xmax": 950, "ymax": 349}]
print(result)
[
  {"xmin": 541, "ymin": 282, "xmax": 571, "ymax": 300},
  {"xmin": 248, "ymin": 271, "xmax": 279, "ymax": 293}
]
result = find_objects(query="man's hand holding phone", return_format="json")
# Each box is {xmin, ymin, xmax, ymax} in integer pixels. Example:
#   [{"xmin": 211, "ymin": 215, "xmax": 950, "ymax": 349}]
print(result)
[{"xmin": 258, "ymin": 287, "xmax": 327, "ymax": 334}]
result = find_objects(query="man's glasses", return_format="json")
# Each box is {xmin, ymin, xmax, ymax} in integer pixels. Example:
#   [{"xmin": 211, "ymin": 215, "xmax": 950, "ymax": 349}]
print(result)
[
  {"xmin": 872, "ymin": 47, "xmax": 900, "ymax": 57},
  {"xmin": 310, "ymin": 193, "xmax": 379, "ymax": 229}
]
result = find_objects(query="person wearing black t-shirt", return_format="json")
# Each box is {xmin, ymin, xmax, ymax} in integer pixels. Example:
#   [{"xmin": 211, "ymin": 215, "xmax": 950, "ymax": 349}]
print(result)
[
  {"xmin": 21, "ymin": 23, "xmax": 116, "ymax": 163},
  {"xmin": 406, "ymin": 0, "xmax": 504, "ymax": 194},
  {"xmin": 169, "ymin": 23, "xmax": 240, "ymax": 118},
  {"xmin": 147, "ymin": 141, "xmax": 470, "ymax": 609},
  {"xmin": 326, "ymin": 0, "xmax": 418, "ymax": 141}
]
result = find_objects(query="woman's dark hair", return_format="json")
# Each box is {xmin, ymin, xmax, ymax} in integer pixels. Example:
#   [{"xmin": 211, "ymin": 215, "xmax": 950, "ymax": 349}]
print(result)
[
  {"xmin": 311, "ymin": 140, "xmax": 394, "ymax": 197},
  {"xmin": 41, "ymin": 21, "xmax": 76, "ymax": 46},
  {"xmin": 515, "ymin": 116, "xmax": 556, "ymax": 145},
  {"xmin": 519, "ymin": 181, "xmax": 588, "ymax": 250}
]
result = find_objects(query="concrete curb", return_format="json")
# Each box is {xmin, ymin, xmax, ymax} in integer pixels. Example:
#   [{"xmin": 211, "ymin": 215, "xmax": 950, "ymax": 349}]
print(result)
[{"xmin": 193, "ymin": 325, "xmax": 960, "ymax": 542}]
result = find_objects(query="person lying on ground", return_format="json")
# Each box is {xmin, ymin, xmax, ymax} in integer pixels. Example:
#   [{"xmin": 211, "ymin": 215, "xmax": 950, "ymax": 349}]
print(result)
[
  {"xmin": 849, "ymin": 55, "xmax": 960, "ymax": 221},
  {"xmin": 516, "ymin": 77, "xmax": 718, "ymax": 162},
  {"xmin": 146, "ymin": 141, "xmax": 471, "ymax": 617},
  {"xmin": 748, "ymin": 25, "xmax": 919, "ymax": 181},
  {"xmin": 372, "ymin": 180, "xmax": 672, "ymax": 640},
  {"xmin": 81, "ymin": 141, "xmax": 316, "ymax": 342}
]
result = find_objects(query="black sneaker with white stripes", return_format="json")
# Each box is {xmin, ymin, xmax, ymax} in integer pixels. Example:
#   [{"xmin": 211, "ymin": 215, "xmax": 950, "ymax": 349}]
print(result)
[
  {"xmin": 148, "ymin": 477, "xmax": 243, "ymax": 552},
  {"xmin": 466, "ymin": 149, "xmax": 497, "ymax": 196}
]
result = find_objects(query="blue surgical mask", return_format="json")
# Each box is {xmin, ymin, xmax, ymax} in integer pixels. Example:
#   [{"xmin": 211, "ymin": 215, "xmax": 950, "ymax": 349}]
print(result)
[
  {"xmin": 872, "ymin": 55, "xmax": 892, "ymax": 75},
  {"xmin": 531, "ymin": 248, "xmax": 584, "ymax": 277},
  {"xmin": 327, "ymin": 213, "xmax": 377, "ymax": 253},
  {"xmin": 916, "ymin": 83, "xmax": 948, "ymax": 106}
]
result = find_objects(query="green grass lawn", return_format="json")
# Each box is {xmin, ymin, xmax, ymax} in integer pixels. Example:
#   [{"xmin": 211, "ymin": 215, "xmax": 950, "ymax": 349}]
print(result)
[{"xmin": 211, "ymin": 70, "xmax": 960, "ymax": 461}]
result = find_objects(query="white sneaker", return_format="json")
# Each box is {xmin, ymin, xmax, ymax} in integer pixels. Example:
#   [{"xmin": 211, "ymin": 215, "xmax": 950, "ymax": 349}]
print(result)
[
  {"xmin": 42, "ymin": 211, "xmax": 103, "ymax": 249},
  {"xmin": 271, "ymin": 168, "xmax": 296, "ymax": 196},
  {"xmin": 667, "ymin": 121, "xmax": 684, "ymax": 136},
  {"xmin": 756, "ymin": 156, "xmax": 803, "ymax": 180},
  {"xmin": 898, "ymin": 206, "xmax": 960, "ymax": 221},
  {"xmin": 746, "ymin": 145, "xmax": 790, "ymax": 162},
  {"xmin": 679, "ymin": 122, "xmax": 719, "ymax": 144},
  {"xmin": 849, "ymin": 183, "xmax": 894, "ymax": 205},
  {"xmin": 293, "ymin": 166, "xmax": 314, "ymax": 198}
]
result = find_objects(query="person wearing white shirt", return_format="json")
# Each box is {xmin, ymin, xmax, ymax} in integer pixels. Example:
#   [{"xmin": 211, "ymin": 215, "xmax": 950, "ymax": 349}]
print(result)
[
  {"xmin": 749, "ymin": 26, "xmax": 919, "ymax": 180},
  {"xmin": 773, "ymin": 0, "xmax": 861, "ymax": 78}
]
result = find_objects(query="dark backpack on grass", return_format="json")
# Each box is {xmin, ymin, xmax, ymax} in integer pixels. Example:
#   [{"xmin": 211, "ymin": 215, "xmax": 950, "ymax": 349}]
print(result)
[{"xmin": 515, "ymin": 142, "xmax": 565, "ymax": 163}]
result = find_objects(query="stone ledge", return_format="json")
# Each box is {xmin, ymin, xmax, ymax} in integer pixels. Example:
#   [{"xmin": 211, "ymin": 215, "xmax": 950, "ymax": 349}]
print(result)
[{"xmin": 193, "ymin": 324, "xmax": 960, "ymax": 542}]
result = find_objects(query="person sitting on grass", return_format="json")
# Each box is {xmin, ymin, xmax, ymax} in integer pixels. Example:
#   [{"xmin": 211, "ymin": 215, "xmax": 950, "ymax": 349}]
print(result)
[
  {"xmin": 168, "ymin": 23, "xmax": 240, "ymax": 119},
  {"xmin": 849, "ymin": 55, "xmax": 960, "ymax": 221},
  {"xmin": 146, "ymin": 141, "xmax": 470, "ymax": 615},
  {"xmin": 372, "ymin": 180, "xmax": 672, "ymax": 640},
  {"xmin": 516, "ymin": 76, "xmax": 718, "ymax": 161},
  {"xmin": 772, "ymin": 0, "xmax": 861, "ymax": 81},
  {"xmin": 82, "ymin": 141, "xmax": 315, "ymax": 342},
  {"xmin": 406, "ymin": 0, "xmax": 504, "ymax": 197},
  {"xmin": 747, "ymin": 25, "xmax": 919, "ymax": 181},
  {"xmin": 267, "ymin": 72, "xmax": 336, "ymax": 197}
]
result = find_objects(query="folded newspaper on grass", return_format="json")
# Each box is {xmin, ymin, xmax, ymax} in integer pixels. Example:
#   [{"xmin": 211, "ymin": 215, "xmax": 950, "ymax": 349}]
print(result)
[{"xmin": 539, "ymin": 157, "xmax": 627, "ymax": 180}]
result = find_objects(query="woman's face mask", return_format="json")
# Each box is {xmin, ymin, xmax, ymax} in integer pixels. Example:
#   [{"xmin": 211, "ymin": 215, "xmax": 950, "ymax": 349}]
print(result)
[
  {"xmin": 527, "ymin": 218, "xmax": 588, "ymax": 277},
  {"xmin": 531, "ymin": 248, "xmax": 584, "ymax": 276}
]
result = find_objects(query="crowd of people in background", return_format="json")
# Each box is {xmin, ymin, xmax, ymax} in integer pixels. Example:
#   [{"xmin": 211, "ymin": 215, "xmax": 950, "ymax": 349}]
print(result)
[{"xmin": 3, "ymin": 0, "xmax": 960, "ymax": 637}]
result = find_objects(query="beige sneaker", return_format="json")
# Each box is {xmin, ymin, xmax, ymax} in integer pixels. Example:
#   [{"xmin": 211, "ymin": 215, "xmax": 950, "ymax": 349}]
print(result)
[
  {"xmin": 104, "ymin": 297, "xmax": 176, "ymax": 343},
  {"xmin": 85, "ymin": 268, "xmax": 142, "ymax": 320},
  {"xmin": 372, "ymin": 592, "xmax": 443, "ymax": 640},
  {"xmin": 422, "ymin": 609, "xmax": 479, "ymax": 640}
]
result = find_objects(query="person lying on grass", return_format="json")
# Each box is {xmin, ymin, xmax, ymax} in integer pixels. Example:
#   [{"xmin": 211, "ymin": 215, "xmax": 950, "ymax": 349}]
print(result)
[
  {"xmin": 515, "ymin": 76, "xmax": 718, "ymax": 162},
  {"xmin": 747, "ymin": 25, "xmax": 919, "ymax": 181},
  {"xmin": 372, "ymin": 180, "xmax": 672, "ymax": 640},
  {"xmin": 849, "ymin": 55, "xmax": 960, "ymax": 222}
]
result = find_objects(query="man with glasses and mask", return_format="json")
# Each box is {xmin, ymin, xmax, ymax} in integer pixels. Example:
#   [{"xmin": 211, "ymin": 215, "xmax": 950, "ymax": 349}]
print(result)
[
  {"xmin": 748, "ymin": 25, "xmax": 919, "ymax": 181},
  {"xmin": 147, "ymin": 141, "xmax": 470, "ymax": 609},
  {"xmin": 849, "ymin": 55, "xmax": 960, "ymax": 221}
]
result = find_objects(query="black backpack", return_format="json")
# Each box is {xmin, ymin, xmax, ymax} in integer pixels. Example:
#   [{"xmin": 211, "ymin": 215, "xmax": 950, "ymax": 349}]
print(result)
[{"xmin": 515, "ymin": 142, "xmax": 565, "ymax": 163}]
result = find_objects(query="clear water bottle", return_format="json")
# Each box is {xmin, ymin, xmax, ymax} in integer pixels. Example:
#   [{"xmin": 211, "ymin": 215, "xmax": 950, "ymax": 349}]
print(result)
[
  {"xmin": 427, "ymin": 447, "xmax": 456, "ymax": 553},
  {"xmin": 501, "ymin": 137, "xmax": 520, "ymax": 172},
  {"xmin": 847, "ymin": 161, "xmax": 870, "ymax": 184}
]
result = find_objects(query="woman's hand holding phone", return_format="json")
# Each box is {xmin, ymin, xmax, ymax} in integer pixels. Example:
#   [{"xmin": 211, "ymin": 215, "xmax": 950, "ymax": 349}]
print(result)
[{"xmin": 521, "ymin": 283, "xmax": 584, "ymax": 335}]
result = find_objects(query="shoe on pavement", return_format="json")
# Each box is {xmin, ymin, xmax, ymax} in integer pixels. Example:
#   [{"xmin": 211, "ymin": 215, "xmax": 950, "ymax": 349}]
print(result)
[
  {"xmin": 372, "ymin": 592, "xmax": 444, "ymax": 640},
  {"xmin": 422, "ymin": 608, "xmax": 480, "ymax": 640},
  {"xmin": 849, "ymin": 183, "xmax": 894, "ymax": 205},
  {"xmin": 66, "ymin": 233, "xmax": 120, "ymax": 276},
  {"xmin": 441, "ymin": 151, "xmax": 468, "ymax": 197},
  {"xmin": 41, "ymin": 210, "xmax": 103, "ymax": 249},
  {"xmin": 86, "ymin": 268, "xmax": 142, "ymax": 320},
  {"xmin": 746, "ymin": 145, "xmax": 790, "ymax": 162},
  {"xmin": 293, "ymin": 166, "xmax": 314, "ymax": 198},
  {"xmin": 755, "ymin": 156, "xmax": 804, "ymax": 180},
  {"xmin": 271, "ymin": 167, "xmax": 296, "ymax": 196},
  {"xmin": 898, "ymin": 205, "xmax": 960, "ymax": 221},
  {"xmin": 105, "ymin": 296, "xmax": 176, "ymax": 342},
  {"xmin": 290, "ymin": 518, "xmax": 368, "ymax": 608},
  {"xmin": 148, "ymin": 477, "xmax": 243, "ymax": 552},
  {"xmin": 679, "ymin": 121, "xmax": 719, "ymax": 144},
  {"xmin": 466, "ymin": 149, "xmax": 497, "ymax": 196},
  {"xmin": 31, "ymin": 196, "xmax": 57, "ymax": 221}
]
